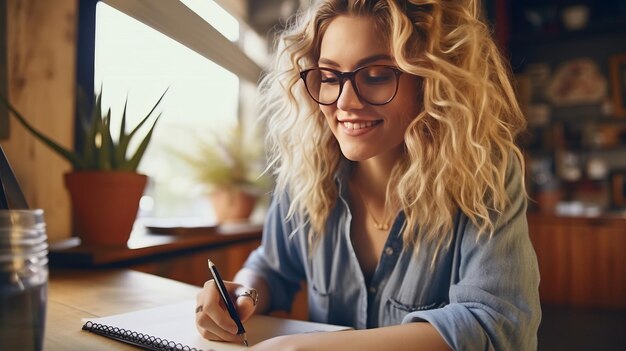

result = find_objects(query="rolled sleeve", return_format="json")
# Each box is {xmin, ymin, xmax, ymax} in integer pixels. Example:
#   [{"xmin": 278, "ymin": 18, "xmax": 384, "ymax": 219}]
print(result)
[
  {"xmin": 243, "ymin": 195, "xmax": 306, "ymax": 312},
  {"xmin": 402, "ymin": 157, "xmax": 541, "ymax": 350}
]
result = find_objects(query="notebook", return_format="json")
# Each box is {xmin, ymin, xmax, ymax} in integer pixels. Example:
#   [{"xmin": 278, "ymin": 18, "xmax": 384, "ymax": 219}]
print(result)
[{"xmin": 81, "ymin": 299, "xmax": 351, "ymax": 351}]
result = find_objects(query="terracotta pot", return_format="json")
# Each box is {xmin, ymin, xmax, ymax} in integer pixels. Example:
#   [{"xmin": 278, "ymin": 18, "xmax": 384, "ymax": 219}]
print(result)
[
  {"xmin": 209, "ymin": 189, "xmax": 257, "ymax": 223},
  {"xmin": 64, "ymin": 171, "xmax": 147, "ymax": 246}
]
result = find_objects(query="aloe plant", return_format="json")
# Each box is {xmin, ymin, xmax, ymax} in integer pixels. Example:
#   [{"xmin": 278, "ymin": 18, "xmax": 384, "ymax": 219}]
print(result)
[{"xmin": 0, "ymin": 89, "xmax": 167, "ymax": 171}]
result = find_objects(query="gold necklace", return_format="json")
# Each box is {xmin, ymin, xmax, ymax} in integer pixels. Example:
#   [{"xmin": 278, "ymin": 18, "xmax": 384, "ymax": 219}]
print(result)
[{"xmin": 357, "ymin": 192, "xmax": 391, "ymax": 231}]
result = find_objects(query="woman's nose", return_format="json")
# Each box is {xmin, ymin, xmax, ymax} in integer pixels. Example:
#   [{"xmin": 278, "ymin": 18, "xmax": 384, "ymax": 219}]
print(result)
[{"xmin": 336, "ymin": 79, "xmax": 364, "ymax": 110}]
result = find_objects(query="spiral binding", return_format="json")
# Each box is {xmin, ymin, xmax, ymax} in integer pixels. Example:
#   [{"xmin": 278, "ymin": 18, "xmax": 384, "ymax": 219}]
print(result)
[{"xmin": 82, "ymin": 321, "xmax": 208, "ymax": 351}]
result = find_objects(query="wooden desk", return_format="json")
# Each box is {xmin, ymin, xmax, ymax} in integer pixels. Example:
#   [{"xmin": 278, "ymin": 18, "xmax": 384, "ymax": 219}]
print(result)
[{"xmin": 45, "ymin": 269, "xmax": 201, "ymax": 350}]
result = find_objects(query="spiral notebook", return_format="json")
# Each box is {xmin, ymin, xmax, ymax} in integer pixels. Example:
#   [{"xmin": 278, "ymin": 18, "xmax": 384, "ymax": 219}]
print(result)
[{"xmin": 81, "ymin": 300, "xmax": 350, "ymax": 351}]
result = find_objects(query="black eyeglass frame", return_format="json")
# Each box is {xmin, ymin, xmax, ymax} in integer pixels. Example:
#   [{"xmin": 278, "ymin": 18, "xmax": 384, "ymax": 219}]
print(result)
[{"xmin": 299, "ymin": 65, "xmax": 404, "ymax": 106}]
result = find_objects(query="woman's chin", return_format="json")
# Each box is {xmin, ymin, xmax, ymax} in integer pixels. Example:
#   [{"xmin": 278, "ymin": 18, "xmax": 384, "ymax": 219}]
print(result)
[{"xmin": 339, "ymin": 147, "xmax": 375, "ymax": 162}]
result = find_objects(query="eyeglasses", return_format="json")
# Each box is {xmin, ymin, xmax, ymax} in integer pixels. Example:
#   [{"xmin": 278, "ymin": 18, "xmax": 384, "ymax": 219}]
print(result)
[{"xmin": 299, "ymin": 65, "xmax": 403, "ymax": 106}]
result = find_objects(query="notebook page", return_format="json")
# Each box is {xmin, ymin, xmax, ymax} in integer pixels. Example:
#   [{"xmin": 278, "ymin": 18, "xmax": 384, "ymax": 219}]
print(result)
[{"xmin": 82, "ymin": 299, "xmax": 350, "ymax": 351}]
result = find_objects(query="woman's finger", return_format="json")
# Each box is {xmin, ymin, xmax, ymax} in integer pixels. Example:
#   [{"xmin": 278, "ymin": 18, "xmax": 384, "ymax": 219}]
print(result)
[
  {"xmin": 195, "ymin": 280, "xmax": 240, "ymax": 342},
  {"xmin": 204, "ymin": 280, "xmax": 240, "ymax": 333},
  {"xmin": 234, "ymin": 287, "xmax": 258, "ymax": 322},
  {"xmin": 196, "ymin": 306, "xmax": 241, "ymax": 342}
]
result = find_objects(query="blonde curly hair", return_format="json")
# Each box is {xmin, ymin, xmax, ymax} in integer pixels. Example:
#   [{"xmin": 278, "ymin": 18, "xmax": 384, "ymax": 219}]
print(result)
[{"xmin": 259, "ymin": 0, "xmax": 526, "ymax": 256}]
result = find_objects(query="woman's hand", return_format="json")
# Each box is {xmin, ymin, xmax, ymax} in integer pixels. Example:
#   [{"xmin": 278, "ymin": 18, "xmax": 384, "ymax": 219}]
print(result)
[{"xmin": 195, "ymin": 279, "xmax": 258, "ymax": 343}]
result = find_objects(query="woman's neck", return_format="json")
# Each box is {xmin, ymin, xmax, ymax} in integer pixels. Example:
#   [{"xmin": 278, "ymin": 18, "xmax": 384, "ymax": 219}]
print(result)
[
  {"xmin": 348, "ymin": 150, "xmax": 402, "ymax": 234},
  {"xmin": 353, "ymin": 162, "xmax": 390, "ymax": 201},
  {"xmin": 351, "ymin": 147, "xmax": 402, "ymax": 202}
]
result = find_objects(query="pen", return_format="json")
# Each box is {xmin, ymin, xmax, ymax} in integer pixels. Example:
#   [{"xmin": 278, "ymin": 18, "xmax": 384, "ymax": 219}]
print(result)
[{"xmin": 207, "ymin": 259, "xmax": 249, "ymax": 347}]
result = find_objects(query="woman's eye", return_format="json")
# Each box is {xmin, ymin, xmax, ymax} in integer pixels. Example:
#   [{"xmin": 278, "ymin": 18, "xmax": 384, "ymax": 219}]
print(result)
[
  {"xmin": 363, "ymin": 73, "xmax": 393, "ymax": 84},
  {"xmin": 321, "ymin": 76, "xmax": 339, "ymax": 84}
]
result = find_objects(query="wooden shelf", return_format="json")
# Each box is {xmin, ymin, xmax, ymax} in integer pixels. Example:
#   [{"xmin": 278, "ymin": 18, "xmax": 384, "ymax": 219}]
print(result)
[{"xmin": 49, "ymin": 224, "xmax": 263, "ymax": 268}]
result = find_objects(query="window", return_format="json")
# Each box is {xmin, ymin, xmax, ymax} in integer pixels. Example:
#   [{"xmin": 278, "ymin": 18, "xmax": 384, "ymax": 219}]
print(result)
[{"xmin": 93, "ymin": 0, "xmax": 266, "ymax": 223}]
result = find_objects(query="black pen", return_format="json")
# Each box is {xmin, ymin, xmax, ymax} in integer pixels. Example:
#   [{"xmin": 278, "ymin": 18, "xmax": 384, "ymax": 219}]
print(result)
[{"xmin": 208, "ymin": 259, "xmax": 248, "ymax": 347}]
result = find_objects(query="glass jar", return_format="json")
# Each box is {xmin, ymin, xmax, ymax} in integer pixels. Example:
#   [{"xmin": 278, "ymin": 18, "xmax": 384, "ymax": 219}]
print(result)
[{"xmin": 0, "ymin": 209, "xmax": 48, "ymax": 351}]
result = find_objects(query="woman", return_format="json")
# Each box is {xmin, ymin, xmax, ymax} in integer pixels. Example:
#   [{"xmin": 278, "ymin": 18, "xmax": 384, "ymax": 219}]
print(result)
[{"xmin": 196, "ymin": 0, "xmax": 541, "ymax": 350}]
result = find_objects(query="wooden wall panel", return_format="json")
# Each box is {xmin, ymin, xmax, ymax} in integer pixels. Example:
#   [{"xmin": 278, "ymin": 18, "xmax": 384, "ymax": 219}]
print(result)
[
  {"xmin": 528, "ymin": 213, "xmax": 626, "ymax": 309},
  {"xmin": 2, "ymin": 0, "xmax": 77, "ymax": 241},
  {"xmin": 528, "ymin": 221, "xmax": 570, "ymax": 305}
]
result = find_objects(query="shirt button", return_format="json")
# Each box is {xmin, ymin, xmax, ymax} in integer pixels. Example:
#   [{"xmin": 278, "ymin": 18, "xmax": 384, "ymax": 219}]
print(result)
[
  {"xmin": 368, "ymin": 286, "xmax": 377, "ymax": 294},
  {"xmin": 384, "ymin": 246, "xmax": 394, "ymax": 255}
]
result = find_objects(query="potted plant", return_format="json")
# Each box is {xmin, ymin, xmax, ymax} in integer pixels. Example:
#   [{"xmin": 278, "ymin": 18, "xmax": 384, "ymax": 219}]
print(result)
[
  {"xmin": 0, "ymin": 89, "xmax": 167, "ymax": 246},
  {"xmin": 172, "ymin": 123, "xmax": 271, "ymax": 223}
]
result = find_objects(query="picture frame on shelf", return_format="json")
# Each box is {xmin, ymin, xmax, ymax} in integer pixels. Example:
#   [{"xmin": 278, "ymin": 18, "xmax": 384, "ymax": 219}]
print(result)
[
  {"xmin": 609, "ymin": 54, "xmax": 626, "ymax": 117},
  {"xmin": 610, "ymin": 169, "xmax": 626, "ymax": 209}
]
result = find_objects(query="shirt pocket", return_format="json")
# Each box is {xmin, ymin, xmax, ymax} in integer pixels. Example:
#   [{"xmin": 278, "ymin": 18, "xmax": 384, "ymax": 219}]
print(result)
[
  {"xmin": 383, "ymin": 296, "xmax": 447, "ymax": 326},
  {"xmin": 308, "ymin": 284, "xmax": 330, "ymax": 323}
]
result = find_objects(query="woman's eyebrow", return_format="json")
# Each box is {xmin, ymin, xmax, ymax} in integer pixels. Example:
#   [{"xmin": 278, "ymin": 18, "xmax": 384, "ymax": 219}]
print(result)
[{"xmin": 318, "ymin": 54, "xmax": 393, "ymax": 68}]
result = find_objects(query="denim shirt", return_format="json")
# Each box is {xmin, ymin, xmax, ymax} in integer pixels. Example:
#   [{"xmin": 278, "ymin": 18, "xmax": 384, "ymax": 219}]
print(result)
[{"xmin": 244, "ymin": 158, "xmax": 541, "ymax": 350}]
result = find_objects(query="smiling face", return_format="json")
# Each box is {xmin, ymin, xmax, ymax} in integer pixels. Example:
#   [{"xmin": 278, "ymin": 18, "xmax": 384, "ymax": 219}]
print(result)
[{"xmin": 317, "ymin": 15, "xmax": 421, "ymax": 163}]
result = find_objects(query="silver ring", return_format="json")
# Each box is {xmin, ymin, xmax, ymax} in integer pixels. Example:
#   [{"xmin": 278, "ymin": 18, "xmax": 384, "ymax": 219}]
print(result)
[{"xmin": 237, "ymin": 289, "xmax": 258, "ymax": 306}]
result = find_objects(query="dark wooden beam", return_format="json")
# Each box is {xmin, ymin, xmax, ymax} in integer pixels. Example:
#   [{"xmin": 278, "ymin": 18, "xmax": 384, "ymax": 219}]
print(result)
[{"xmin": 0, "ymin": 0, "xmax": 8, "ymax": 140}]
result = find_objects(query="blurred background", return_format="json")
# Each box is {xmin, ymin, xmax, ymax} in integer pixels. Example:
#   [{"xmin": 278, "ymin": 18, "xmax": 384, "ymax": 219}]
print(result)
[{"xmin": 0, "ymin": 1, "xmax": 624, "ymax": 350}]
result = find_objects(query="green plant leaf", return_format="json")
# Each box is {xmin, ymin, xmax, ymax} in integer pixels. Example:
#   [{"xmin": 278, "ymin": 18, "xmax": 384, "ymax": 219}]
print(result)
[
  {"xmin": 77, "ymin": 88, "xmax": 91, "ymax": 136},
  {"xmin": 1, "ymin": 86, "xmax": 167, "ymax": 172},
  {"xmin": 169, "ymin": 123, "xmax": 270, "ymax": 192},
  {"xmin": 123, "ymin": 112, "xmax": 162, "ymax": 171},
  {"xmin": 125, "ymin": 88, "xmax": 168, "ymax": 143},
  {"xmin": 81, "ymin": 90, "xmax": 104, "ymax": 169},
  {"xmin": 0, "ymin": 95, "xmax": 84, "ymax": 168},
  {"xmin": 115, "ymin": 97, "xmax": 130, "ymax": 166},
  {"xmin": 97, "ymin": 108, "xmax": 113, "ymax": 170}
]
